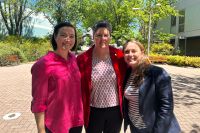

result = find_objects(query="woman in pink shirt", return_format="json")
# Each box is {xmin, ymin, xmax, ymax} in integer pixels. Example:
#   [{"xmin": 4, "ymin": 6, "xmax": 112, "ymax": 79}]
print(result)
[{"xmin": 31, "ymin": 22, "xmax": 84, "ymax": 133}]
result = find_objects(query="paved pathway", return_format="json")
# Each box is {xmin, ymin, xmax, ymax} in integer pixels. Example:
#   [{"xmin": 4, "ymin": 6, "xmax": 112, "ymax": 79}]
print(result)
[{"xmin": 0, "ymin": 63, "xmax": 200, "ymax": 133}]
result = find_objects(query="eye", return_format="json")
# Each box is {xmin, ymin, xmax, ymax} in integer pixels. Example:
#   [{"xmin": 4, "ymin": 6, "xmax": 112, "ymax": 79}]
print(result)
[
  {"xmin": 59, "ymin": 34, "xmax": 66, "ymax": 37},
  {"xmin": 95, "ymin": 34, "xmax": 102, "ymax": 38},
  {"xmin": 124, "ymin": 50, "xmax": 129, "ymax": 54},
  {"xmin": 95, "ymin": 34, "xmax": 110, "ymax": 38},
  {"xmin": 69, "ymin": 35, "xmax": 75, "ymax": 38}
]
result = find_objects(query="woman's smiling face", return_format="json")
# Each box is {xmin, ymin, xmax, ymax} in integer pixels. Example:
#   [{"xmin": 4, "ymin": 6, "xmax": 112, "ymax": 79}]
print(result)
[
  {"xmin": 54, "ymin": 26, "xmax": 75, "ymax": 51},
  {"xmin": 93, "ymin": 27, "xmax": 111, "ymax": 49},
  {"xmin": 123, "ymin": 41, "xmax": 144, "ymax": 68}
]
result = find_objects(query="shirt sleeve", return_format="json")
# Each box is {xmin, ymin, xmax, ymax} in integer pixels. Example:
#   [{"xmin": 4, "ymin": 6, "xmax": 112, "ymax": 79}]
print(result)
[{"xmin": 31, "ymin": 61, "xmax": 49, "ymax": 113}]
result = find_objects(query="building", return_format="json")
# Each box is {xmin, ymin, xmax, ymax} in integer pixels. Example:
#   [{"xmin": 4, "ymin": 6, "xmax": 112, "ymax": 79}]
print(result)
[{"xmin": 156, "ymin": 0, "xmax": 200, "ymax": 56}]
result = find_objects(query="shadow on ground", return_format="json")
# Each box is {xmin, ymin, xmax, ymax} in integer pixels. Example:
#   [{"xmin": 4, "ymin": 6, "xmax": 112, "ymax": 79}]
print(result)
[
  {"xmin": 171, "ymin": 74, "xmax": 200, "ymax": 133},
  {"xmin": 172, "ymin": 74, "xmax": 200, "ymax": 106}
]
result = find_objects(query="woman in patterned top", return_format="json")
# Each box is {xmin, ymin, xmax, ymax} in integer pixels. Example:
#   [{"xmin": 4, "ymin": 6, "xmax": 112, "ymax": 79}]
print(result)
[
  {"xmin": 77, "ymin": 20, "xmax": 126, "ymax": 133},
  {"xmin": 123, "ymin": 39, "xmax": 181, "ymax": 133}
]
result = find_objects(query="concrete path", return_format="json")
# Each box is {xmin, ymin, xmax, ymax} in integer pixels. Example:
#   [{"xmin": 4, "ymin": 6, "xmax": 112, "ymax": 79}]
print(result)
[{"xmin": 0, "ymin": 63, "xmax": 200, "ymax": 133}]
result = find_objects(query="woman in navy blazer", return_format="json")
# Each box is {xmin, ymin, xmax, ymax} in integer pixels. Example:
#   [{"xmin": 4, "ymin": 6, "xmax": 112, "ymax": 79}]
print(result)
[{"xmin": 123, "ymin": 39, "xmax": 181, "ymax": 133}]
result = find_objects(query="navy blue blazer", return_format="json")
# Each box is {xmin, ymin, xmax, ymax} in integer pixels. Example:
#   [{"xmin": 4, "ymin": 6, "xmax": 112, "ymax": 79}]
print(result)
[{"xmin": 123, "ymin": 65, "xmax": 181, "ymax": 133}]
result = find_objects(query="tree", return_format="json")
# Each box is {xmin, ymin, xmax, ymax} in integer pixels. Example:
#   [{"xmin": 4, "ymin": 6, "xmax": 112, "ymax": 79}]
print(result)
[
  {"xmin": 33, "ymin": 0, "xmax": 178, "ymax": 46},
  {"xmin": 79, "ymin": 0, "xmax": 142, "ymax": 44},
  {"xmin": 0, "ymin": 0, "xmax": 34, "ymax": 36},
  {"xmin": 133, "ymin": 0, "xmax": 178, "ymax": 43},
  {"xmin": 35, "ymin": 0, "xmax": 82, "ymax": 26}
]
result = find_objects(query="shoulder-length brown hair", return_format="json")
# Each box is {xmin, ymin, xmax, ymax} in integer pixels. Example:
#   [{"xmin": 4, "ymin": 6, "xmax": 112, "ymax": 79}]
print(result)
[{"xmin": 123, "ymin": 39, "xmax": 151, "ymax": 87}]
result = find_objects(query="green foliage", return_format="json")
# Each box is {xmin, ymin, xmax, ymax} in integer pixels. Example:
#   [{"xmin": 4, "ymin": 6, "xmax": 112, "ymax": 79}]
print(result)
[
  {"xmin": 167, "ymin": 55, "xmax": 200, "ymax": 68},
  {"xmin": 0, "ymin": 43, "xmax": 27, "ymax": 66},
  {"xmin": 19, "ymin": 38, "xmax": 52, "ymax": 61},
  {"xmin": 79, "ymin": 0, "xmax": 141, "ymax": 43},
  {"xmin": 166, "ymin": 55, "xmax": 186, "ymax": 66},
  {"xmin": 185, "ymin": 56, "xmax": 200, "ymax": 68},
  {"xmin": 151, "ymin": 43, "xmax": 174, "ymax": 55},
  {"xmin": 1, "ymin": 0, "xmax": 179, "ymax": 46},
  {"xmin": 153, "ymin": 30, "xmax": 175, "ymax": 42},
  {"xmin": 149, "ymin": 54, "xmax": 167, "ymax": 63},
  {"xmin": 149, "ymin": 54, "xmax": 200, "ymax": 68},
  {"xmin": 0, "ymin": 36, "xmax": 52, "ymax": 66},
  {"xmin": 35, "ymin": 0, "xmax": 82, "ymax": 25},
  {"xmin": 133, "ymin": 0, "xmax": 178, "ymax": 42}
]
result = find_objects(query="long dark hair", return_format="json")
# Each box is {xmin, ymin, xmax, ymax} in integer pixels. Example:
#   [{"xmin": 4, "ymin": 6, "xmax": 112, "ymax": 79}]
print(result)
[{"xmin": 51, "ymin": 22, "xmax": 77, "ymax": 51}]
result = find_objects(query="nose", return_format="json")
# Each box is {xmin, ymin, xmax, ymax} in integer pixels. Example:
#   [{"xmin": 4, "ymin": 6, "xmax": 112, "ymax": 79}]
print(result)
[
  {"xmin": 64, "ymin": 36, "xmax": 70, "ymax": 41},
  {"xmin": 102, "ymin": 35, "xmax": 108, "ymax": 39}
]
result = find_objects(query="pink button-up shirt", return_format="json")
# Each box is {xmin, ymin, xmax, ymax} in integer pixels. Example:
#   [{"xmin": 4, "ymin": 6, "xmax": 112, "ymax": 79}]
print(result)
[{"xmin": 31, "ymin": 51, "xmax": 84, "ymax": 133}]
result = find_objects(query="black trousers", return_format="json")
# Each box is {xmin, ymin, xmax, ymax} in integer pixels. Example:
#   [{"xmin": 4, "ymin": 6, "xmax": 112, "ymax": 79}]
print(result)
[
  {"xmin": 86, "ymin": 106, "xmax": 122, "ymax": 133},
  {"xmin": 45, "ymin": 126, "xmax": 82, "ymax": 133}
]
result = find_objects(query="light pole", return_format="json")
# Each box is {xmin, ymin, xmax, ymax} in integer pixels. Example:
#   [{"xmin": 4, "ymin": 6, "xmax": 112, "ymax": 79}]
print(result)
[
  {"xmin": 133, "ymin": 3, "xmax": 161, "ymax": 56},
  {"xmin": 147, "ymin": 12, "xmax": 152, "ymax": 56}
]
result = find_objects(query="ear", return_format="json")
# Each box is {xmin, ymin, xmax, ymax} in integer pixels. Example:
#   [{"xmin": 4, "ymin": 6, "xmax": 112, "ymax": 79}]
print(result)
[
  {"xmin": 108, "ymin": 36, "xmax": 112, "ymax": 41},
  {"xmin": 141, "ymin": 50, "xmax": 145, "ymax": 55}
]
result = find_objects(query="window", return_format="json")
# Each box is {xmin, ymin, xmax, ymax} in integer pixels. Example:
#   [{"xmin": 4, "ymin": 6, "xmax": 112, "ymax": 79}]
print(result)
[
  {"xmin": 178, "ymin": 10, "xmax": 185, "ymax": 32},
  {"xmin": 171, "ymin": 15, "xmax": 176, "ymax": 26}
]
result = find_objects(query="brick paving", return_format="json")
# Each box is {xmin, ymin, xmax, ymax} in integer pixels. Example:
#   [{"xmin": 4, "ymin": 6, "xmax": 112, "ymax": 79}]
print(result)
[{"xmin": 0, "ymin": 63, "xmax": 200, "ymax": 133}]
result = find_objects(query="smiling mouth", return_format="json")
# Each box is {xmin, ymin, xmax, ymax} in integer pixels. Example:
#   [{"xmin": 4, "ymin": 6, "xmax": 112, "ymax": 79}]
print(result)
[
  {"xmin": 62, "ymin": 44, "xmax": 69, "ymax": 50},
  {"xmin": 128, "ymin": 58, "xmax": 136, "ymax": 62},
  {"xmin": 62, "ymin": 45, "xmax": 66, "ymax": 50}
]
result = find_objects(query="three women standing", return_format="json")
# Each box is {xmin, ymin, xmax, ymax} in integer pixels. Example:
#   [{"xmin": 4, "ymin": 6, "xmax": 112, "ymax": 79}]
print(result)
[{"xmin": 31, "ymin": 20, "xmax": 180, "ymax": 133}]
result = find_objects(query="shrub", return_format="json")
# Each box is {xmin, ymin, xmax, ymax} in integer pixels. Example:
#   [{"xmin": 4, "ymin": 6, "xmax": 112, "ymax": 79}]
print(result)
[
  {"xmin": 0, "ymin": 36, "xmax": 52, "ymax": 66},
  {"xmin": 19, "ymin": 39, "xmax": 52, "ymax": 61},
  {"xmin": 151, "ymin": 43, "xmax": 174, "ymax": 55},
  {"xmin": 0, "ymin": 43, "xmax": 27, "ymax": 66},
  {"xmin": 185, "ymin": 56, "xmax": 200, "ymax": 68},
  {"xmin": 167, "ymin": 55, "xmax": 186, "ymax": 66},
  {"xmin": 150, "ymin": 54, "xmax": 200, "ymax": 68},
  {"xmin": 149, "ymin": 54, "xmax": 167, "ymax": 63}
]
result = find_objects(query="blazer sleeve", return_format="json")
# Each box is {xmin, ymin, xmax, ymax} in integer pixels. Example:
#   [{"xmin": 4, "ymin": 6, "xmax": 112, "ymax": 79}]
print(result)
[{"xmin": 153, "ymin": 68, "xmax": 174, "ymax": 133}]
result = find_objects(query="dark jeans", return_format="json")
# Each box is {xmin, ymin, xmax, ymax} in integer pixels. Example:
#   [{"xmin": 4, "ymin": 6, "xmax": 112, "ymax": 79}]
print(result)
[
  {"xmin": 45, "ymin": 126, "xmax": 82, "ymax": 133},
  {"xmin": 86, "ymin": 106, "xmax": 122, "ymax": 133}
]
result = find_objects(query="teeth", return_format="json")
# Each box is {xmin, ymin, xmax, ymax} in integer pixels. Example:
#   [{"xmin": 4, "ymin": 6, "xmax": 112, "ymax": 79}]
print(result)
[
  {"xmin": 62, "ymin": 44, "xmax": 67, "ymax": 50},
  {"xmin": 62, "ymin": 44, "xmax": 69, "ymax": 50}
]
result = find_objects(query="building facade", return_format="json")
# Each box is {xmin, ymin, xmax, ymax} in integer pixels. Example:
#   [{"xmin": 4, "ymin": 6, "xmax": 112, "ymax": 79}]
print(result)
[{"xmin": 156, "ymin": 0, "xmax": 200, "ymax": 56}]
